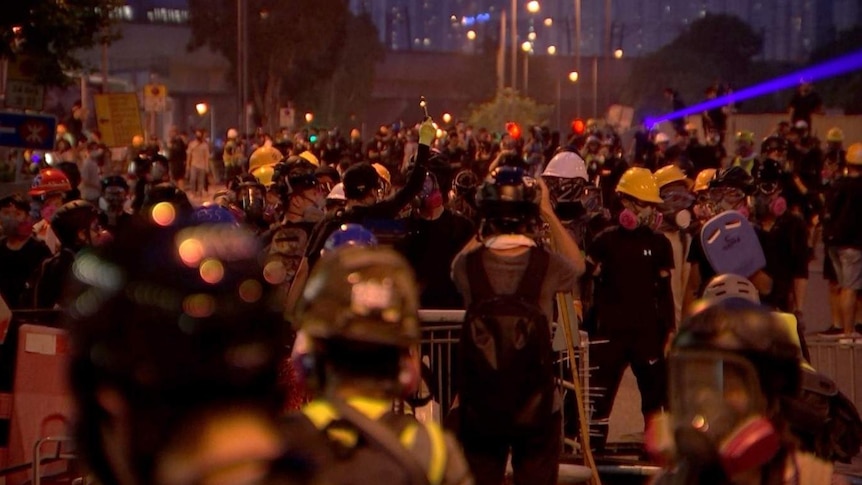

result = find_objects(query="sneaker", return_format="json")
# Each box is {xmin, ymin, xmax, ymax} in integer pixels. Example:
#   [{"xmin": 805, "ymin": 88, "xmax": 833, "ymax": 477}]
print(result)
[{"xmin": 817, "ymin": 326, "xmax": 845, "ymax": 338}]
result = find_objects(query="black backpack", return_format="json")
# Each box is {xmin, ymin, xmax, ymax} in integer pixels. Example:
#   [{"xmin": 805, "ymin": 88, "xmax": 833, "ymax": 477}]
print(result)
[{"xmin": 458, "ymin": 247, "xmax": 555, "ymax": 436}]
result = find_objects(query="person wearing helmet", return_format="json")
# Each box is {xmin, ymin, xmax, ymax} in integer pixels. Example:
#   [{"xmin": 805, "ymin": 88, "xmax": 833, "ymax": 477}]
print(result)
[
  {"xmin": 821, "ymin": 143, "xmax": 862, "ymax": 339},
  {"xmin": 29, "ymin": 168, "xmax": 73, "ymax": 253},
  {"xmin": 647, "ymin": 297, "xmax": 850, "ymax": 485},
  {"xmin": 0, "ymin": 194, "xmax": 51, "ymax": 308},
  {"xmin": 99, "ymin": 175, "xmax": 133, "ymax": 234},
  {"xmin": 260, "ymin": 159, "xmax": 326, "ymax": 291},
  {"xmin": 32, "ymin": 200, "xmax": 110, "ymax": 308},
  {"xmin": 402, "ymin": 171, "xmax": 474, "ymax": 309},
  {"xmin": 451, "ymin": 166, "xmax": 583, "ymax": 485},
  {"xmin": 447, "ymin": 169, "xmax": 480, "ymax": 224},
  {"xmin": 283, "ymin": 246, "xmax": 472, "ymax": 485},
  {"xmin": 684, "ymin": 166, "xmax": 774, "ymax": 314},
  {"xmin": 655, "ymin": 165, "xmax": 696, "ymax": 328},
  {"xmin": 63, "ymin": 217, "xmax": 311, "ymax": 485},
  {"xmin": 223, "ymin": 127, "xmax": 241, "ymax": 182},
  {"xmin": 732, "ymin": 131, "xmax": 758, "ymax": 174},
  {"xmin": 750, "ymin": 159, "xmax": 810, "ymax": 318},
  {"xmin": 541, "ymin": 150, "xmax": 607, "ymax": 248},
  {"xmin": 325, "ymin": 183, "xmax": 347, "ymax": 214},
  {"xmin": 585, "ymin": 167, "xmax": 675, "ymax": 450}
]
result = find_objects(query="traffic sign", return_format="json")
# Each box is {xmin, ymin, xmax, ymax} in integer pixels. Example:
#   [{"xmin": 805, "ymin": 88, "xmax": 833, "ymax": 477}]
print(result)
[
  {"xmin": 5, "ymin": 80, "xmax": 45, "ymax": 111},
  {"xmin": 143, "ymin": 83, "xmax": 168, "ymax": 112},
  {"xmin": 0, "ymin": 111, "xmax": 57, "ymax": 150},
  {"xmin": 94, "ymin": 93, "xmax": 144, "ymax": 147}
]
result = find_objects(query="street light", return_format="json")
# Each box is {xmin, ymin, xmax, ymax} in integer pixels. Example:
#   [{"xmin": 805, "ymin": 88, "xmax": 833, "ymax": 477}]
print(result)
[
  {"xmin": 527, "ymin": 1, "xmax": 540, "ymax": 13},
  {"xmin": 557, "ymin": 72, "xmax": 579, "ymax": 131},
  {"xmin": 466, "ymin": 30, "xmax": 477, "ymax": 40},
  {"xmin": 527, "ymin": 31, "xmax": 537, "ymax": 41},
  {"xmin": 305, "ymin": 112, "xmax": 314, "ymax": 124},
  {"xmin": 544, "ymin": 17, "xmax": 553, "ymax": 27},
  {"xmin": 195, "ymin": 102, "xmax": 215, "ymax": 146},
  {"xmin": 614, "ymin": 48, "xmax": 624, "ymax": 59},
  {"xmin": 547, "ymin": 45, "xmax": 557, "ymax": 55},
  {"xmin": 442, "ymin": 113, "xmax": 453, "ymax": 124}
]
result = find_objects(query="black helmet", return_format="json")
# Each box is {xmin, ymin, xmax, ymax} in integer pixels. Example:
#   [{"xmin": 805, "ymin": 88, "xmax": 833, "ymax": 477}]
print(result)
[
  {"xmin": 342, "ymin": 163, "xmax": 381, "ymax": 200},
  {"xmin": 51, "ymin": 200, "xmax": 99, "ymax": 249},
  {"xmin": 477, "ymin": 166, "xmax": 541, "ymax": 236},
  {"xmin": 228, "ymin": 173, "xmax": 260, "ymax": 194},
  {"xmin": 709, "ymin": 166, "xmax": 755, "ymax": 195},
  {"xmin": 675, "ymin": 299, "xmax": 801, "ymax": 401},
  {"xmin": 101, "ymin": 175, "xmax": 129, "ymax": 192},
  {"xmin": 452, "ymin": 169, "xmax": 480, "ymax": 196},
  {"xmin": 65, "ymin": 218, "xmax": 284, "ymax": 484},
  {"xmin": 284, "ymin": 158, "xmax": 319, "ymax": 193},
  {"xmin": 294, "ymin": 246, "xmax": 420, "ymax": 348},
  {"xmin": 128, "ymin": 153, "xmax": 151, "ymax": 179},
  {"xmin": 494, "ymin": 152, "xmax": 529, "ymax": 170},
  {"xmin": 760, "ymin": 136, "xmax": 788, "ymax": 156}
]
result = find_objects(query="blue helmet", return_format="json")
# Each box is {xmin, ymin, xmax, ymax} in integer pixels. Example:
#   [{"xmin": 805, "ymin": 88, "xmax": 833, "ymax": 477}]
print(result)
[
  {"xmin": 323, "ymin": 223, "xmax": 378, "ymax": 254},
  {"xmin": 191, "ymin": 203, "xmax": 239, "ymax": 225}
]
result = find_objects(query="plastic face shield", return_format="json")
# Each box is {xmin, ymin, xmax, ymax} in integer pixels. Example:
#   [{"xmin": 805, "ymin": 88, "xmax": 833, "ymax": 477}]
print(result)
[{"xmin": 669, "ymin": 349, "xmax": 767, "ymax": 444}]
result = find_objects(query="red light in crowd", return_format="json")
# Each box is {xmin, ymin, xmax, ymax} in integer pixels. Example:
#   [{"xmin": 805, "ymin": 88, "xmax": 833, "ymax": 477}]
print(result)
[
  {"xmin": 572, "ymin": 119, "xmax": 585, "ymax": 135},
  {"xmin": 506, "ymin": 122, "xmax": 522, "ymax": 139}
]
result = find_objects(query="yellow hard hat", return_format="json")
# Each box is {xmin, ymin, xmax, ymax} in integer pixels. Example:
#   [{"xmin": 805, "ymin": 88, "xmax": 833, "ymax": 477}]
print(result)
[
  {"xmin": 299, "ymin": 150, "xmax": 320, "ymax": 167},
  {"xmin": 847, "ymin": 143, "xmax": 862, "ymax": 166},
  {"xmin": 372, "ymin": 163, "xmax": 391, "ymax": 187},
  {"xmin": 693, "ymin": 168, "xmax": 716, "ymax": 193},
  {"xmin": 616, "ymin": 167, "xmax": 663, "ymax": 204},
  {"xmin": 249, "ymin": 146, "xmax": 283, "ymax": 172},
  {"xmin": 826, "ymin": 127, "xmax": 844, "ymax": 143},
  {"xmin": 251, "ymin": 164, "xmax": 275, "ymax": 187},
  {"xmin": 735, "ymin": 131, "xmax": 754, "ymax": 144},
  {"xmin": 654, "ymin": 165, "xmax": 688, "ymax": 189}
]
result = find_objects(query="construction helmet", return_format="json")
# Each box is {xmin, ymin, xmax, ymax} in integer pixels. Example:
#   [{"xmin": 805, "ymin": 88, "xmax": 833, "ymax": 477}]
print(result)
[
  {"xmin": 760, "ymin": 136, "xmax": 787, "ymax": 156},
  {"xmin": 29, "ymin": 168, "xmax": 72, "ymax": 197},
  {"xmin": 846, "ymin": 143, "xmax": 862, "ymax": 166},
  {"xmin": 298, "ymin": 150, "xmax": 320, "ymax": 167},
  {"xmin": 654, "ymin": 164, "xmax": 688, "ymax": 189},
  {"xmin": 372, "ymin": 163, "xmax": 391, "ymax": 189},
  {"xmin": 702, "ymin": 274, "xmax": 760, "ymax": 304},
  {"xmin": 693, "ymin": 169, "xmax": 716, "ymax": 193},
  {"xmin": 251, "ymin": 164, "xmax": 275, "ymax": 187},
  {"xmin": 825, "ymin": 127, "xmax": 844, "ymax": 143},
  {"xmin": 735, "ymin": 131, "xmax": 755, "ymax": 144},
  {"xmin": 323, "ymin": 223, "xmax": 378, "ymax": 255},
  {"xmin": 542, "ymin": 150, "xmax": 588, "ymax": 180},
  {"xmin": 616, "ymin": 167, "xmax": 664, "ymax": 204},
  {"xmin": 249, "ymin": 146, "xmax": 283, "ymax": 173},
  {"xmin": 295, "ymin": 246, "xmax": 419, "ymax": 348},
  {"xmin": 477, "ymin": 166, "xmax": 541, "ymax": 230}
]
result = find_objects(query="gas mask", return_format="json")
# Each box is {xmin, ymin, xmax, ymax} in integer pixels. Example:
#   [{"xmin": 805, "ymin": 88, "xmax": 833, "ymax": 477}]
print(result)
[
  {"xmin": 646, "ymin": 350, "xmax": 780, "ymax": 479},
  {"xmin": 417, "ymin": 173, "xmax": 443, "ymax": 215},
  {"xmin": 237, "ymin": 185, "xmax": 265, "ymax": 225},
  {"xmin": 659, "ymin": 186, "xmax": 695, "ymax": 231},
  {"xmin": 753, "ymin": 183, "xmax": 787, "ymax": 220},
  {"xmin": 619, "ymin": 199, "xmax": 662, "ymax": 231},
  {"xmin": 548, "ymin": 178, "xmax": 602, "ymax": 223}
]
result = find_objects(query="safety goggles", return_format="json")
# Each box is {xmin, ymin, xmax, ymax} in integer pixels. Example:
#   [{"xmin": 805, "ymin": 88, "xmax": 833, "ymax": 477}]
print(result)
[{"xmin": 756, "ymin": 181, "xmax": 780, "ymax": 195}]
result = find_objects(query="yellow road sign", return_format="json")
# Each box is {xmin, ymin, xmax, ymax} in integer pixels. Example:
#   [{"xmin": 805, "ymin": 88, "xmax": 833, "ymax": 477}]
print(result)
[
  {"xmin": 143, "ymin": 84, "xmax": 168, "ymax": 112},
  {"xmin": 95, "ymin": 93, "xmax": 144, "ymax": 147}
]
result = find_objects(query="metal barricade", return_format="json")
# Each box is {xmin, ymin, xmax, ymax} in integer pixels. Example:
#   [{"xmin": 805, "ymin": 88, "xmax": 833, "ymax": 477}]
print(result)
[{"xmin": 807, "ymin": 337, "xmax": 862, "ymax": 414}]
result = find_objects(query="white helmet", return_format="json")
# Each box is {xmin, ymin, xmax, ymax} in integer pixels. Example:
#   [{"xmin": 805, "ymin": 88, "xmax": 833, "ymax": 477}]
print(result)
[
  {"xmin": 227, "ymin": 128, "xmax": 239, "ymax": 139},
  {"xmin": 655, "ymin": 132, "xmax": 671, "ymax": 144},
  {"xmin": 326, "ymin": 182, "xmax": 346, "ymax": 201},
  {"xmin": 702, "ymin": 274, "xmax": 760, "ymax": 304},
  {"xmin": 542, "ymin": 151, "xmax": 588, "ymax": 180}
]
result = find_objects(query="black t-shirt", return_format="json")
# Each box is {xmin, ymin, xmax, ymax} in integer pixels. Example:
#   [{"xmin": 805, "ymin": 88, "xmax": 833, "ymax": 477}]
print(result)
[
  {"xmin": 756, "ymin": 213, "xmax": 809, "ymax": 312},
  {"xmin": 789, "ymin": 91, "xmax": 823, "ymax": 125},
  {"xmin": 403, "ymin": 210, "xmax": 475, "ymax": 309},
  {"xmin": 825, "ymin": 175, "xmax": 862, "ymax": 248},
  {"xmin": 0, "ymin": 237, "xmax": 51, "ymax": 308},
  {"xmin": 588, "ymin": 226, "xmax": 674, "ymax": 337}
]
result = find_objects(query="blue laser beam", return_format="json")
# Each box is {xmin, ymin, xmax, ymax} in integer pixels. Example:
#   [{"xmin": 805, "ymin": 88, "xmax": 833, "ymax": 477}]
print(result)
[{"xmin": 649, "ymin": 48, "xmax": 862, "ymax": 125}]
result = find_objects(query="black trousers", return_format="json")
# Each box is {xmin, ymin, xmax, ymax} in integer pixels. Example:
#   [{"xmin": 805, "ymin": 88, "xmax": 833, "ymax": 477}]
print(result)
[
  {"xmin": 459, "ymin": 412, "xmax": 562, "ymax": 485},
  {"xmin": 588, "ymin": 335, "xmax": 667, "ymax": 450}
]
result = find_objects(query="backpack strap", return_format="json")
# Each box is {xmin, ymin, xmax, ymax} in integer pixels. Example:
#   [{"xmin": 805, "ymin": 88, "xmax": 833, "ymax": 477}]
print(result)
[
  {"xmin": 465, "ymin": 247, "xmax": 494, "ymax": 302},
  {"xmin": 329, "ymin": 396, "xmax": 431, "ymax": 485},
  {"xmin": 515, "ymin": 247, "xmax": 550, "ymax": 304}
]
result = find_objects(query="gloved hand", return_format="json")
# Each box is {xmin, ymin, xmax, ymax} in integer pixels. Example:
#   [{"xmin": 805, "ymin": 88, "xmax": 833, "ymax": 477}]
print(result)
[{"xmin": 418, "ymin": 118, "xmax": 436, "ymax": 146}]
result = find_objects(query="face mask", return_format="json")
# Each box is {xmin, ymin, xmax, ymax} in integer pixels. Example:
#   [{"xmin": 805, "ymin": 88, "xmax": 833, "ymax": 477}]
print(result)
[
  {"xmin": 41, "ymin": 204, "xmax": 58, "ymax": 223},
  {"xmin": 420, "ymin": 190, "xmax": 444, "ymax": 212},
  {"xmin": 619, "ymin": 204, "xmax": 660, "ymax": 231}
]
